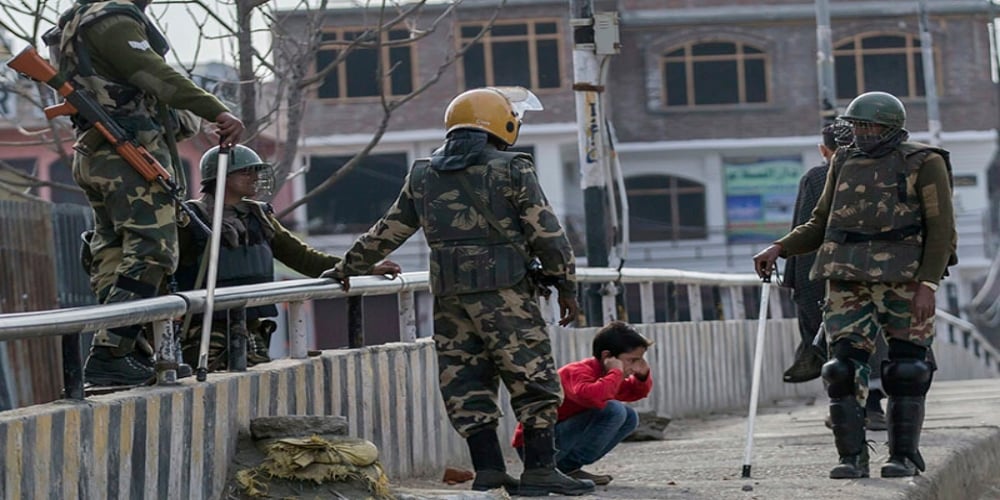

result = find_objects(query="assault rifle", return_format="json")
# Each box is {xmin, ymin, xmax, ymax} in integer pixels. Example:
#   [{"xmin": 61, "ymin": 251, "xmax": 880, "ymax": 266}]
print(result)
[{"xmin": 6, "ymin": 46, "xmax": 210, "ymax": 236}]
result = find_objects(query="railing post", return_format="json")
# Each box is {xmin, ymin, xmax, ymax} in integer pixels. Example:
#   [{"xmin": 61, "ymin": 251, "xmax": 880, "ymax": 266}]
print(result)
[
  {"xmin": 720, "ymin": 287, "xmax": 735, "ymax": 321},
  {"xmin": 687, "ymin": 284, "xmax": 703, "ymax": 322},
  {"xmin": 153, "ymin": 318, "xmax": 178, "ymax": 385},
  {"xmin": 288, "ymin": 301, "xmax": 308, "ymax": 358},
  {"xmin": 348, "ymin": 295, "xmax": 365, "ymax": 348},
  {"xmin": 732, "ymin": 286, "xmax": 747, "ymax": 320},
  {"xmin": 398, "ymin": 291, "xmax": 417, "ymax": 342},
  {"xmin": 639, "ymin": 282, "xmax": 655, "ymax": 324},
  {"xmin": 61, "ymin": 333, "xmax": 85, "ymax": 399},
  {"xmin": 601, "ymin": 283, "xmax": 618, "ymax": 323}
]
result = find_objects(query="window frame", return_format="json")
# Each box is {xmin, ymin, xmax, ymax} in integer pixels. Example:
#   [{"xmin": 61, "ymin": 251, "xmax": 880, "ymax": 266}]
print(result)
[
  {"xmin": 625, "ymin": 174, "xmax": 707, "ymax": 242},
  {"xmin": 455, "ymin": 18, "xmax": 566, "ymax": 93},
  {"xmin": 832, "ymin": 31, "xmax": 940, "ymax": 101},
  {"xmin": 313, "ymin": 27, "xmax": 418, "ymax": 103},
  {"xmin": 658, "ymin": 40, "xmax": 771, "ymax": 109}
]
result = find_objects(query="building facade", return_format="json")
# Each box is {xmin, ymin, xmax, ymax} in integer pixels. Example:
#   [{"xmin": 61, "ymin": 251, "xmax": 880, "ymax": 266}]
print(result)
[{"xmin": 280, "ymin": 0, "xmax": 998, "ymax": 317}]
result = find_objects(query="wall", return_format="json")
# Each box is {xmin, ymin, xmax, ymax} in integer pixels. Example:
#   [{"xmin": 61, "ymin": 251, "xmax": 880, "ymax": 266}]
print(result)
[{"xmin": 0, "ymin": 317, "xmax": 994, "ymax": 499}]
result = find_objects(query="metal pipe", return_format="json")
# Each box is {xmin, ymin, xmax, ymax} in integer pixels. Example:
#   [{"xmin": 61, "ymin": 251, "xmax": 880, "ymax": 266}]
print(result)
[
  {"xmin": 288, "ymin": 301, "xmax": 308, "ymax": 359},
  {"xmin": 61, "ymin": 333, "xmax": 84, "ymax": 400},
  {"xmin": 197, "ymin": 146, "xmax": 232, "ymax": 381},
  {"xmin": 919, "ymin": 0, "xmax": 943, "ymax": 147},
  {"xmin": 815, "ymin": 0, "xmax": 838, "ymax": 126},
  {"xmin": 347, "ymin": 295, "xmax": 365, "ymax": 348}
]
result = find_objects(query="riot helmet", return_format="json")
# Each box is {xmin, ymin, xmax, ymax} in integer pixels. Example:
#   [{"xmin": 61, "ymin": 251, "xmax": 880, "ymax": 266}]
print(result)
[
  {"xmin": 840, "ymin": 92, "xmax": 906, "ymax": 154},
  {"xmin": 199, "ymin": 144, "xmax": 275, "ymax": 196},
  {"xmin": 444, "ymin": 86, "xmax": 543, "ymax": 146}
]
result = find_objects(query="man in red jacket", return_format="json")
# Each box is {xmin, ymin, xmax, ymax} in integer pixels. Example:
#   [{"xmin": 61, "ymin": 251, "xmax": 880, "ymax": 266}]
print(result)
[{"xmin": 513, "ymin": 321, "xmax": 653, "ymax": 486}]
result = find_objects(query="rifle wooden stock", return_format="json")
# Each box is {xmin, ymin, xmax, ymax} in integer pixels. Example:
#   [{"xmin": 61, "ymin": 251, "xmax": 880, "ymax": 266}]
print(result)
[
  {"xmin": 7, "ymin": 46, "xmax": 178, "ymax": 191},
  {"xmin": 43, "ymin": 101, "xmax": 76, "ymax": 120}
]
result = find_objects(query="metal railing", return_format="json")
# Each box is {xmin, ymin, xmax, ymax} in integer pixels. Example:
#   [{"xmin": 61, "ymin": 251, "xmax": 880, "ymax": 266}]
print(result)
[{"xmin": 1, "ymin": 267, "xmax": 997, "ymax": 402}]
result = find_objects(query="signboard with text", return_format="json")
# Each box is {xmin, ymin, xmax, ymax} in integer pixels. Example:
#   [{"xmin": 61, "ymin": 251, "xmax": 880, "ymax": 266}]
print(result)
[{"xmin": 724, "ymin": 156, "xmax": 804, "ymax": 244}]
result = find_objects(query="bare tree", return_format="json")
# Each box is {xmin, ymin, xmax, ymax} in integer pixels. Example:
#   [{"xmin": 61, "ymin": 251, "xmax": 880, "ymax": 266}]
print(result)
[
  {"xmin": 1, "ymin": 0, "xmax": 506, "ymax": 215},
  {"xmin": 0, "ymin": 0, "xmax": 81, "ymax": 199}
]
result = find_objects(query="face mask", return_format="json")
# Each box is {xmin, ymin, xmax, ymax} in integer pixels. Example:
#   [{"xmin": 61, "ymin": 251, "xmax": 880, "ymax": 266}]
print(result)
[{"xmin": 853, "ymin": 132, "xmax": 884, "ymax": 153}]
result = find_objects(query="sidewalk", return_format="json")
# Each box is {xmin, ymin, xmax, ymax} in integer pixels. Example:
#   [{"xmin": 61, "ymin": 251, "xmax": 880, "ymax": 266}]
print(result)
[{"xmin": 395, "ymin": 379, "xmax": 1000, "ymax": 500}]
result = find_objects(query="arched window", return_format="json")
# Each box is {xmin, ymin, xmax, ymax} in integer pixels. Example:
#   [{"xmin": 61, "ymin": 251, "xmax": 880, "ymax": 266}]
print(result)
[
  {"xmin": 660, "ymin": 41, "xmax": 769, "ymax": 107},
  {"xmin": 626, "ymin": 175, "xmax": 706, "ymax": 242},
  {"xmin": 834, "ymin": 33, "xmax": 928, "ymax": 100}
]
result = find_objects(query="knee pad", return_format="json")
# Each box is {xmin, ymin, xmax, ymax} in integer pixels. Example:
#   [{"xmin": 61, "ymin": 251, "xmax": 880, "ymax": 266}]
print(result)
[
  {"xmin": 821, "ymin": 357, "xmax": 856, "ymax": 398},
  {"xmin": 822, "ymin": 340, "xmax": 869, "ymax": 398},
  {"xmin": 881, "ymin": 358, "xmax": 932, "ymax": 397}
]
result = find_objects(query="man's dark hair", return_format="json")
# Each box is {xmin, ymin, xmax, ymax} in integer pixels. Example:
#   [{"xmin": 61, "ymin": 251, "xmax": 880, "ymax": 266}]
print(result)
[{"xmin": 592, "ymin": 321, "xmax": 653, "ymax": 359}]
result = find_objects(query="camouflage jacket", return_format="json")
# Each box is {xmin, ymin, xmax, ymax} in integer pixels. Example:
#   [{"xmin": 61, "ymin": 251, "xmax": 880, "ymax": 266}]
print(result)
[
  {"xmin": 333, "ymin": 132, "xmax": 576, "ymax": 297},
  {"xmin": 778, "ymin": 142, "xmax": 956, "ymax": 284},
  {"xmin": 177, "ymin": 197, "xmax": 341, "ymax": 282},
  {"xmin": 52, "ymin": 1, "xmax": 227, "ymax": 147}
]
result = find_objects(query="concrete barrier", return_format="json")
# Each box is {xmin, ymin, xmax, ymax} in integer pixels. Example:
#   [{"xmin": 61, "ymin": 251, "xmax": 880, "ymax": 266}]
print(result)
[{"xmin": 0, "ymin": 319, "xmax": 992, "ymax": 499}]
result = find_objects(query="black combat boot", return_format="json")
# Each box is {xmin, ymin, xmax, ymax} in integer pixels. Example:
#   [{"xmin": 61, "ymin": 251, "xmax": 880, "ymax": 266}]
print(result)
[
  {"xmin": 828, "ymin": 397, "xmax": 870, "ymax": 479},
  {"xmin": 783, "ymin": 344, "xmax": 826, "ymax": 383},
  {"xmin": 519, "ymin": 427, "xmax": 595, "ymax": 496},
  {"xmin": 881, "ymin": 395, "xmax": 926, "ymax": 477},
  {"xmin": 466, "ymin": 428, "xmax": 519, "ymax": 494},
  {"xmin": 84, "ymin": 336, "xmax": 155, "ymax": 387}
]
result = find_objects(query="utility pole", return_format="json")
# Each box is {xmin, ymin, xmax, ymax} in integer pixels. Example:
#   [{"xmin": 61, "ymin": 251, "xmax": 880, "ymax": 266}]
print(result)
[
  {"xmin": 986, "ymin": 0, "xmax": 1000, "ymax": 247},
  {"xmin": 569, "ymin": 0, "xmax": 620, "ymax": 325},
  {"xmin": 815, "ymin": 0, "xmax": 838, "ymax": 126},
  {"xmin": 918, "ymin": 0, "xmax": 943, "ymax": 147}
]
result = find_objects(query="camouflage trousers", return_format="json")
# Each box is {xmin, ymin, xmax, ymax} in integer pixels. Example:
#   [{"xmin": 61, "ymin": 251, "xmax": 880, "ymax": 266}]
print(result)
[
  {"xmin": 823, "ymin": 280, "xmax": 934, "ymax": 404},
  {"xmin": 180, "ymin": 315, "xmax": 276, "ymax": 369},
  {"xmin": 433, "ymin": 282, "xmax": 563, "ymax": 438},
  {"xmin": 74, "ymin": 143, "xmax": 178, "ymax": 347}
]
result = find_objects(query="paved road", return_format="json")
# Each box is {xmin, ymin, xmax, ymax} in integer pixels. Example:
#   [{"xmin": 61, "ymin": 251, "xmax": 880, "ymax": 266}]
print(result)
[{"xmin": 396, "ymin": 379, "xmax": 1000, "ymax": 500}]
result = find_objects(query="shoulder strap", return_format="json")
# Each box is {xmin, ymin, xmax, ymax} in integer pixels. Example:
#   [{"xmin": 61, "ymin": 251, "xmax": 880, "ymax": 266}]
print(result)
[{"xmin": 455, "ymin": 174, "xmax": 532, "ymax": 264}]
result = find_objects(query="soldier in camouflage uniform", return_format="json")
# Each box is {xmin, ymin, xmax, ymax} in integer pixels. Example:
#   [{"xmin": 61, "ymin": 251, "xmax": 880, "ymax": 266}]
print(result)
[
  {"xmin": 322, "ymin": 87, "xmax": 594, "ymax": 496},
  {"xmin": 754, "ymin": 92, "xmax": 956, "ymax": 479},
  {"xmin": 175, "ymin": 145, "xmax": 400, "ymax": 369},
  {"xmin": 49, "ymin": 0, "xmax": 244, "ymax": 386}
]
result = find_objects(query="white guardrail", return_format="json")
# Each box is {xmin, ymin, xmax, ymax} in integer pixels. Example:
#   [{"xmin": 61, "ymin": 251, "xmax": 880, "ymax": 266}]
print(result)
[{"xmin": 1, "ymin": 267, "xmax": 997, "ymax": 384}]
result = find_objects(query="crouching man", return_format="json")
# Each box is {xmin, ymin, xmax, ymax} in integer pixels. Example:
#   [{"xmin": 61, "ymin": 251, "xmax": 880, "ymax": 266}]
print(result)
[{"xmin": 513, "ymin": 321, "xmax": 654, "ymax": 486}]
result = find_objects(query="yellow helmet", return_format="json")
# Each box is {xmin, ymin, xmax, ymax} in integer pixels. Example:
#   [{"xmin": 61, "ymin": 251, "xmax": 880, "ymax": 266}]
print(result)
[{"xmin": 443, "ymin": 86, "xmax": 542, "ymax": 146}]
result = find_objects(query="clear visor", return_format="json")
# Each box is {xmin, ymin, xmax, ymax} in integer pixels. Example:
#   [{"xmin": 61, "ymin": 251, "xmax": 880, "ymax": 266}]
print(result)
[
  {"xmin": 232, "ymin": 165, "xmax": 275, "ymax": 197},
  {"xmin": 253, "ymin": 165, "xmax": 275, "ymax": 197},
  {"xmin": 489, "ymin": 86, "xmax": 543, "ymax": 119}
]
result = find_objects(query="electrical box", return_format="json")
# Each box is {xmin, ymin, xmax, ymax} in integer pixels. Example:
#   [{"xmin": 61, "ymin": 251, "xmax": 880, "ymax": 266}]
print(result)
[{"xmin": 593, "ymin": 12, "xmax": 620, "ymax": 55}]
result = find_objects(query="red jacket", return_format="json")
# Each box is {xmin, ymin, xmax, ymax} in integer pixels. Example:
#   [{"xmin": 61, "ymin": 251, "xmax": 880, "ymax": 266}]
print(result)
[{"xmin": 511, "ymin": 357, "xmax": 653, "ymax": 447}]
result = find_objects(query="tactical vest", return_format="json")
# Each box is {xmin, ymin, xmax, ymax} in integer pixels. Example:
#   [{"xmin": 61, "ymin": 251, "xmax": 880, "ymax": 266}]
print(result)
[
  {"xmin": 810, "ymin": 142, "xmax": 952, "ymax": 283},
  {"xmin": 410, "ymin": 149, "xmax": 532, "ymax": 296},
  {"xmin": 177, "ymin": 200, "xmax": 278, "ymax": 320},
  {"xmin": 48, "ymin": 1, "xmax": 168, "ymax": 141}
]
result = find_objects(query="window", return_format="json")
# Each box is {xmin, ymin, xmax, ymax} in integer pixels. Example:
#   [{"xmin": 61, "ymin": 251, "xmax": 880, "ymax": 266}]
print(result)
[
  {"xmin": 834, "ymin": 33, "xmax": 928, "ymax": 99},
  {"xmin": 660, "ymin": 41, "xmax": 768, "ymax": 107},
  {"xmin": 315, "ymin": 28, "xmax": 414, "ymax": 100},
  {"xmin": 305, "ymin": 153, "xmax": 408, "ymax": 234},
  {"xmin": 458, "ymin": 20, "xmax": 563, "ymax": 91},
  {"xmin": 625, "ymin": 175, "xmax": 706, "ymax": 241}
]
